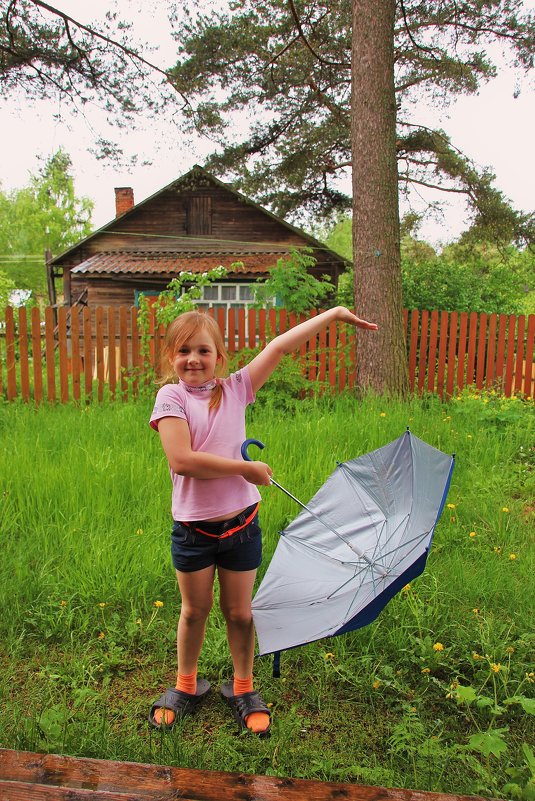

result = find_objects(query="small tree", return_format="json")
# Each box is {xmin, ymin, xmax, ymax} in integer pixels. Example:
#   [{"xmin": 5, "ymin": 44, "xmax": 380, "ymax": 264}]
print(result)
[{"xmin": 253, "ymin": 248, "xmax": 335, "ymax": 313}]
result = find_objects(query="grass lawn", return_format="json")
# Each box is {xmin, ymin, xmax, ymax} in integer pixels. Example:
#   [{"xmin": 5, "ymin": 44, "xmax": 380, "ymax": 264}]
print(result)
[{"xmin": 0, "ymin": 388, "xmax": 533, "ymax": 798}]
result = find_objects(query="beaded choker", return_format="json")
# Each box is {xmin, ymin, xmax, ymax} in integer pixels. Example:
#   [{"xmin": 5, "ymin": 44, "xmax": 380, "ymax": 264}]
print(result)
[{"xmin": 180, "ymin": 378, "xmax": 217, "ymax": 394}]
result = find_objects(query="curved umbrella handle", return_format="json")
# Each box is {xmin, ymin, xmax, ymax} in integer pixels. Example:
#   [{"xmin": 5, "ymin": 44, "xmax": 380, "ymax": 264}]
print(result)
[{"xmin": 241, "ymin": 438, "xmax": 265, "ymax": 462}]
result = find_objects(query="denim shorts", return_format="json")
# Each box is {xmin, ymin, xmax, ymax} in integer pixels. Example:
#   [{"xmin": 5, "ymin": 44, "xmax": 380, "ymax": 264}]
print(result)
[{"xmin": 171, "ymin": 504, "xmax": 262, "ymax": 573}]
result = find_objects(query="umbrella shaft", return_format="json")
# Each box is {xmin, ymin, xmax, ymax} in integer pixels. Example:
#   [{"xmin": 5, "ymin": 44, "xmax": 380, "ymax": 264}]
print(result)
[{"xmin": 270, "ymin": 478, "xmax": 381, "ymax": 573}]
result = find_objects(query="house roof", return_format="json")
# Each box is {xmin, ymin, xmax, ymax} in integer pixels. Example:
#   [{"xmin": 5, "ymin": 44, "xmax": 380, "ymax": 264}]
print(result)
[
  {"xmin": 51, "ymin": 165, "xmax": 348, "ymax": 268},
  {"xmin": 71, "ymin": 252, "xmax": 283, "ymax": 277}
]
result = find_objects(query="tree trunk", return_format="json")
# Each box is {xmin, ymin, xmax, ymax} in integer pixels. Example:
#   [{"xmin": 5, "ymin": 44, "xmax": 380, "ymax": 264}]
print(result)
[{"xmin": 351, "ymin": 0, "xmax": 408, "ymax": 395}]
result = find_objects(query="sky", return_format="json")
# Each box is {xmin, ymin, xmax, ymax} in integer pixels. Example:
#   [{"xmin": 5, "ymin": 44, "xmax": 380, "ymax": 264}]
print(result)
[{"xmin": 1, "ymin": 0, "xmax": 534, "ymax": 250}]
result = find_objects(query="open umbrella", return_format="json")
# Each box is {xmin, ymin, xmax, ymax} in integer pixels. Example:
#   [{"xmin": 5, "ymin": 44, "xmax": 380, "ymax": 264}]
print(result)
[{"xmin": 242, "ymin": 431, "xmax": 454, "ymax": 669}]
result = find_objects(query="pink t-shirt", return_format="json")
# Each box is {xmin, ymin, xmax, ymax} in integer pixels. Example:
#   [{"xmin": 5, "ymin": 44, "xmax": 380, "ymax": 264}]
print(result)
[{"xmin": 149, "ymin": 366, "xmax": 261, "ymax": 521}]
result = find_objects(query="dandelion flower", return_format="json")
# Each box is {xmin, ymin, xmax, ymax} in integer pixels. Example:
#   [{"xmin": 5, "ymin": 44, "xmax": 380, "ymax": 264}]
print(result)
[
  {"xmin": 98, "ymin": 632, "xmax": 105, "ymax": 640},
  {"xmin": 402, "ymin": 583, "xmax": 412, "ymax": 593},
  {"xmin": 505, "ymin": 646, "xmax": 515, "ymax": 654},
  {"xmin": 469, "ymin": 531, "xmax": 477, "ymax": 538},
  {"xmin": 135, "ymin": 618, "xmax": 142, "ymax": 625},
  {"xmin": 526, "ymin": 673, "xmax": 535, "ymax": 683},
  {"xmin": 379, "ymin": 412, "xmax": 386, "ymax": 418},
  {"xmin": 59, "ymin": 600, "xmax": 67, "ymax": 607},
  {"xmin": 472, "ymin": 608, "xmax": 480, "ymax": 615},
  {"xmin": 136, "ymin": 528, "xmax": 144, "ymax": 535},
  {"xmin": 372, "ymin": 679, "xmax": 381, "ymax": 689},
  {"xmin": 509, "ymin": 553, "xmax": 517, "ymax": 560},
  {"xmin": 153, "ymin": 600, "xmax": 164, "ymax": 608},
  {"xmin": 447, "ymin": 503, "xmax": 456, "ymax": 509},
  {"xmin": 493, "ymin": 547, "xmax": 502, "ymax": 554},
  {"xmin": 98, "ymin": 602, "xmax": 106, "ymax": 608},
  {"xmin": 472, "ymin": 652, "xmax": 481, "ymax": 660},
  {"xmin": 490, "ymin": 663, "xmax": 501, "ymax": 673},
  {"xmin": 433, "ymin": 642, "xmax": 444, "ymax": 651},
  {"xmin": 324, "ymin": 652, "xmax": 334, "ymax": 660},
  {"xmin": 421, "ymin": 668, "xmax": 430, "ymax": 674},
  {"xmin": 501, "ymin": 507, "xmax": 510, "ymax": 513}
]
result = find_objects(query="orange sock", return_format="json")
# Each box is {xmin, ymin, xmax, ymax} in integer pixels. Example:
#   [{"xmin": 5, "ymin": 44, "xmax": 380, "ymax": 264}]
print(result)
[
  {"xmin": 233, "ymin": 675, "xmax": 270, "ymax": 733},
  {"xmin": 154, "ymin": 671, "xmax": 197, "ymax": 726}
]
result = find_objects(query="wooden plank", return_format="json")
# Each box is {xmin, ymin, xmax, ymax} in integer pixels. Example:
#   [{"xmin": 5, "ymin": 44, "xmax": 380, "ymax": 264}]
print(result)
[
  {"xmin": 495, "ymin": 314, "xmax": 507, "ymax": 394},
  {"xmin": 58, "ymin": 306, "xmax": 69, "ymax": 403},
  {"xmin": 466, "ymin": 312, "xmax": 478, "ymax": 386},
  {"xmin": 513, "ymin": 314, "xmax": 525, "ymax": 395},
  {"xmin": 258, "ymin": 308, "xmax": 266, "ymax": 349},
  {"xmin": 456, "ymin": 312, "xmax": 468, "ymax": 393},
  {"xmin": 130, "ymin": 307, "xmax": 140, "ymax": 397},
  {"xmin": 95, "ymin": 307, "xmax": 105, "ymax": 402},
  {"xmin": 108, "ymin": 306, "xmax": 117, "ymax": 400},
  {"xmin": 44, "ymin": 306, "xmax": 56, "ymax": 402},
  {"xmin": 318, "ymin": 324, "xmax": 327, "ymax": 387},
  {"xmin": 5, "ymin": 306, "xmax": 17, "ymax": 401},
  {"xmin": 426, "ymin": 310, "xmax": 439, "ymax": 393},
  {"xmin": 18, "ymin": 307, "xmax": 30, "ymax": 402},
  {"xmin": 71, "ymin": 306, "xmax": 81, "ymax": 402},
  {"xmin": 485, "ymin": 313, "xmax": 497, "ymax": 389},
  {"xmin": 237, "ymin": 308, "xmax": 246, "ymax": 351},
  {"xmin": 446, "ymin": 311, "xmax": 458, "ymax": 399},
  {"xmin": 475, "ymin": 312, "xmax": 487, "ymax": 390},
  {"xmin": 227, "ymin": 308, "xmax": 236, "ymax": 354},
  {"xmin": 31, "ymin": 306, "xmax": 43, "ymax": 404},
  {"xmin": 436, "ymin": 311, "xmax": 449, "ymax": 398},
  {"xmin": 83, "ymin": 307, "xmax": 93, "ymax": 400},
  {"xmin": 524, "ymin": 314, "xmax": 534, "ymax": 397},
  {"xmin": 503, "ymin": 314, "xmax": 517, "ymax": 397},
  {"xmin": 417, "ymin": 310, "xmax": 429, "ymax": 394},
  {"xmin": 119, "ymin": 306, "xmax": 129, "ymax": 400},
  {"xmin": 0, "ymin": 749, "xmax": 491, "ymax": 801},
  {"xmin": 248, "ymin": 307, "xmax": 256, "ymax": 349},
  {"xmin": 408, "ymin": 309, "xmax": 419, "ymax": 391},
  {"xmin": 338, "ymin": 325, "xmax": 347, "ymax": 392}
]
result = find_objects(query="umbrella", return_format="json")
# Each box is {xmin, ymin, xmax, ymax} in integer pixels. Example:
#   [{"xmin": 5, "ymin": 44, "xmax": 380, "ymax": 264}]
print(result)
[{"xmin": 242, "ymin": 431, "xmax": 454, "ymax": 668}]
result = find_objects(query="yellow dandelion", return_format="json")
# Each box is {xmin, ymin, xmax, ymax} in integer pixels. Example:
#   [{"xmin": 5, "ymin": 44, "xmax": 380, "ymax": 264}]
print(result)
[
  {"xmin": 505, "ymin": 646, "xmax": 515, "ymax": 654},
  {"xmin": 59, "ymin": 600, "xmax": 67, "ymax": 607},
  {"xmin": 526, "ymin": 672, "xmax": 535, "ymax": 683},
  {"xmin": 136, "ymin": 528, "xmax": 144, "ymax": 535},
  {"xmin": 467, "ymin": 434, "xmax": 473, "ymax": 438},
  {"xmin": 447, "ymin": 503, "xmax": 456, "ymax": 509},
  {"xmin": 372, "ymin": 679, "xmax": 381, "ymax": 689},
  {"xmin": 472, "ymin": 608, "xmax": 480, "ymax": 615},
  {"xmin": 421, "ymin": 667, "xmax": 430, "ymax": 674},
  {"xmin": 379, "ymin": 412, "xmax": 386, "ymax": 418},
  {"xmin": 490, "ymin": 663, "xmax": 501, "ymax": 673},
  {"xmin": 469, "ymin": 531, "xmax": 477, "ymax": 538},
  {"xmin": 135, "ymin": 618, "xmax": 142, "ymax": 625},
  {"xmin": 445, "ymin": 692, "xmax": 453, "ymax": 699},
  {"xmin": 493, "ymin": 547, "xmax": 502, "ymax": 554},
  {"xmin": 98, "ymin": 632, "xmax": 105, "ymax": 640},
  {"xmin": 402, "ymin": 583, "xmax": 412, "ymax": 593},
  {"xmin": 501, "ymin": 507, "xmax": 510, "ymax": 513},
  {"xmin": 433, "ymin": 642, "xmax": 444, "ymax": 651},
  {"xmin": 509, "ymin": 553, "xmax": 517, "ymax": 560},
  {"xmin": 153, "ymin": 600, "xmax": 164, "ymax": 608},
  {"xmin": 98, "ymin": 602, "xmax": 106, "ymax": 608},
  {"xmin": 267, "ymin": 702, "xmax": 273, "ymax": 708},
  {"xmin": 450, "ymin": 680, "xmax": 459, "ymax": 690},
  {"xmin": 472, "ymin": 652, "xmax": 481, "ymax": 660},
  {"xmin": 324, "ymin": 652, "xmax": 335, "ymax": 660}
]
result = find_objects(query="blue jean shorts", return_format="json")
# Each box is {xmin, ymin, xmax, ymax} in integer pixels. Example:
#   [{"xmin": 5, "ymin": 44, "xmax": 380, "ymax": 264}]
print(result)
[{"xmin": 171, "ymin": 504, "xmax": 262, "ymax": 573}]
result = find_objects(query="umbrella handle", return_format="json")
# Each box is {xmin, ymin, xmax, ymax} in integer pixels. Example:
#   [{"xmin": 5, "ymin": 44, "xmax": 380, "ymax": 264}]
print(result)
[{"xmin": 241, "ymin": 438, "xmax": 265, "ymax": 461}]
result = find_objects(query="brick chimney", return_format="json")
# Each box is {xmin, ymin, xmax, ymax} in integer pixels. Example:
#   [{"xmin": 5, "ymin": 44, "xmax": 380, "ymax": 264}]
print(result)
[{"xmin": 114, "ymin": 187, "xmax": 134, "ymax": 217}]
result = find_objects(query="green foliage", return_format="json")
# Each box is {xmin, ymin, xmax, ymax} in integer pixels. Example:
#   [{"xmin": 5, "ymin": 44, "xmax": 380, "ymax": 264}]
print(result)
[
  {"xmin": 0, "ymin": 149, "xmax": 93, "ymax": 300},
  {"xmin": 169, "ymin": 0, "xmax": 534, "ymax": 236},
  {"xmin": 0, "ymin": 270, "xmax": 16, "ymax": 313},
  {"xmin": 323, "ymin": 214, "xmax": 534, "ymax": 313},
  {"xmin": 253, "ymin": 248, "xmax": 335, "ymax": 312}
]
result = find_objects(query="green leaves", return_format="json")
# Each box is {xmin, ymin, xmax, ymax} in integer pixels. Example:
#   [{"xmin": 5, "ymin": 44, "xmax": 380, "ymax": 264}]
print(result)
[{"xmin": 468, "ymin": 728, "xmax": 509, "ymax": 758}]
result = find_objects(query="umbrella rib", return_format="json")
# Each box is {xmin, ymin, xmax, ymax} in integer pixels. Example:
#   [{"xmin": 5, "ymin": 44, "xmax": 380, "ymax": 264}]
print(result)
[
  {"xmin": 376, "ymin": 529, "xmax": 431, "ymax": 562},
  {"xmin": 271, "ymin": 477, "xmax": 387, "ymax": 575}
]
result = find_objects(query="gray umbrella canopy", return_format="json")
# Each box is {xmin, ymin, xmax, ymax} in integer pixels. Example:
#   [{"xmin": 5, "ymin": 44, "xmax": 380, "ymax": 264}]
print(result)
[{"xmin": 252, "ymin": 431, "xmax": 454, "ymax": 657}]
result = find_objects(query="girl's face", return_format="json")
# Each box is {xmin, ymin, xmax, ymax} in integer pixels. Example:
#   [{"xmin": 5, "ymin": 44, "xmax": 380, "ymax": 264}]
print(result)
[{"xmin": 171, "ymin": 329, "xmax": 221, "ymax": 385}]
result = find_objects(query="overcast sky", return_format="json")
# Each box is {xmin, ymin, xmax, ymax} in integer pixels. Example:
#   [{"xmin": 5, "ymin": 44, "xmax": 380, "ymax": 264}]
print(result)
[{"xmin": 1, "ymin": 0, "xmax": 534, "ymax": 249}]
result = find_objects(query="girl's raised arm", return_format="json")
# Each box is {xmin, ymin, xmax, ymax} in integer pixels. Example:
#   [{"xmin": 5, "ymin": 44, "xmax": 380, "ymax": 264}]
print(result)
[{"xmin": 247, "ymin": 306, "xmax": 378, "ymax": 393}]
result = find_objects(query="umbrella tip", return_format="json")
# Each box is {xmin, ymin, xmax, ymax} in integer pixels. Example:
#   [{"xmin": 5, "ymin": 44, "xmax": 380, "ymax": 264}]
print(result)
[{"xmin": 406, "ymin": 426, "xmax": 411, "ymax": 432}]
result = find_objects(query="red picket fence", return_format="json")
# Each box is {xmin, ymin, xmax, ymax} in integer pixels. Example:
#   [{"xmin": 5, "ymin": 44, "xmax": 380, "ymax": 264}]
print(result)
[{"xmin": 0, "ymin": 305, "xmax": 533, "ymax": 403}]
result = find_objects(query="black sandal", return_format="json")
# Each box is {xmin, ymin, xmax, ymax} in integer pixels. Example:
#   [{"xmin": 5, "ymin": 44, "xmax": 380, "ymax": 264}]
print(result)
[
  {"xmin": 220, "ymin": 682, "xmax": 271, "ymax": 737},
  {"xmin": 148, "ymin": 679, "xmax": 210, "ymax": 730}
]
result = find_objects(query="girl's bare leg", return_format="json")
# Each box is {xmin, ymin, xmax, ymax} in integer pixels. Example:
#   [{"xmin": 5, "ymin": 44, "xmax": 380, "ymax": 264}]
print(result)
[
  {"xmin": 153, "ymin": 565, "xmax": 215, "ymax": 726},
  {"xmin": 218, "ymin": 567, "xmax": 257, "ymax": 678}
]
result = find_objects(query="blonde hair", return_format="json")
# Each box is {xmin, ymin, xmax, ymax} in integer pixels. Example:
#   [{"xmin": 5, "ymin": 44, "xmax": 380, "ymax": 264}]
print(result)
[{"xmin": 161, "ymin": 311, "xmax": 228, "ymax": 410}]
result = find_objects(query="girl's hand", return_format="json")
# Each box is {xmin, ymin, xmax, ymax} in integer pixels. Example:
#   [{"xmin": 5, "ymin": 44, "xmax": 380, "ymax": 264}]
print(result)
[
  {"xmin": 335, "ymin": 306, "xmax": 378, "ymax": 330},
  {"xmin": 242, "ymin": 460, "xmax": 273, "ymax": 486}
]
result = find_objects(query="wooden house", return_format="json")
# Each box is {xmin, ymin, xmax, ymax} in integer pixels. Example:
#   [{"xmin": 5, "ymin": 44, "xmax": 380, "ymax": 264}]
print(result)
[{"xmin": 49, "ymin": 165, "xmax": 348, "ymax": 313}]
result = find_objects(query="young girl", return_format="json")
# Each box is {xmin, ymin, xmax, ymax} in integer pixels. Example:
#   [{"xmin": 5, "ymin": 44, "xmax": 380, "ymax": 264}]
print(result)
[{"xmin": 148, "ymin": 306, "xmax": 377, "ymax": 735}]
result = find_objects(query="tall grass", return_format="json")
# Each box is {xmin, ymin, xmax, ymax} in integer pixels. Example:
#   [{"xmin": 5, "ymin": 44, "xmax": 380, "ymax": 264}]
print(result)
[{"xmin": 0, "ymin": 390, "xmax": 533, "ymax": 797}]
